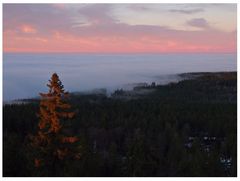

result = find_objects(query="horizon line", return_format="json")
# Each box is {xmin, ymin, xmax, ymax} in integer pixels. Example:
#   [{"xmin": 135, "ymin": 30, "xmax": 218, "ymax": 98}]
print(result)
[{"xmin": 3, "ymin": 51, "xmax": 237, "ymax": 54}]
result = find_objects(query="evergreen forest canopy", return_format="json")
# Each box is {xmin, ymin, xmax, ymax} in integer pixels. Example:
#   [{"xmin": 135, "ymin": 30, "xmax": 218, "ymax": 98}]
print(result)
[{"xmin": 3, "ymin": 72, "xmax": 237, "ymax": 177}]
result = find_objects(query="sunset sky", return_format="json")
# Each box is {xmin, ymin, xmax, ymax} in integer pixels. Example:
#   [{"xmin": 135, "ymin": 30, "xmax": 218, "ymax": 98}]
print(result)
[{"xmin": 3, "ymin": 3, "xmax": 237, "ymax": 53}]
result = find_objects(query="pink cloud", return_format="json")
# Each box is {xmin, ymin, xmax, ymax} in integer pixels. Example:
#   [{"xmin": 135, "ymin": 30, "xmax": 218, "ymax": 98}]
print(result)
[
  {"xmin": 20, "ymin": 24, "xmax": 37, "ymax": 33},
  {"xmin": 52, "ymin": 4, "xmax": 66, "ymax": 10}
]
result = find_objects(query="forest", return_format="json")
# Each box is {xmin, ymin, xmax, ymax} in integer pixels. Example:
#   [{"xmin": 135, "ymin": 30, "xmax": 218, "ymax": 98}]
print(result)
[{"xmin": 3, "ymin": 72, "xmax": 237, "ymax": 177}]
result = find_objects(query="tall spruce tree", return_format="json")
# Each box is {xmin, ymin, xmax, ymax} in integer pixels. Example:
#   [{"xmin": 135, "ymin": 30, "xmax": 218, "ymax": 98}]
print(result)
[{"xmin": 30, "ymin": 73, "xmax": 80, "ymax": 176}]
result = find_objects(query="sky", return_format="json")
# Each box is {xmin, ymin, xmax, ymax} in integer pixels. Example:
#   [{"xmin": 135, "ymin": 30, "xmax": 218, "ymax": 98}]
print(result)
[{"xmin": 3, "ymin": 3, "xmax": 237, "ymax": 53}]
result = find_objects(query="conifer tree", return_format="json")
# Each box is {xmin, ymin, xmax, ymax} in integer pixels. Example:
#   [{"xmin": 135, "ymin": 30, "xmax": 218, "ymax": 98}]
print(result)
[{"xmin": 30, "ymin": 73, "xmax": 80, "ymax": 175}]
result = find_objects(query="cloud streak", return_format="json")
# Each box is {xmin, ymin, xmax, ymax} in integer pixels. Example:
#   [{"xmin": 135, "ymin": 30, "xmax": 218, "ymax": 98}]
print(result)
[
  {"xmin": 77, "ymin": 4, "xmax": 117, "ymax": 25},
  {"xmin": 169, "ymin": 8, "xmax": 204, "ymax": 14},
  {"xmin": 187, "ymin": 18, "xmax": 209, "ymax": 28}
]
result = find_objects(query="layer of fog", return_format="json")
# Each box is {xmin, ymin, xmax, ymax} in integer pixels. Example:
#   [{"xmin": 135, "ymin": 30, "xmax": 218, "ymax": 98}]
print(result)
[{"xmin": 3, "ymin": 53, "xmax": 237, "ymax": 101}]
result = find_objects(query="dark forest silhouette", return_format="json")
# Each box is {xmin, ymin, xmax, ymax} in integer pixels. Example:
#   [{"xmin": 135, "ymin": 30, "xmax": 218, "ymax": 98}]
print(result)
[{"xmin": 3, "ymin": 72, "xmax": 237, "ymax": 177}]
